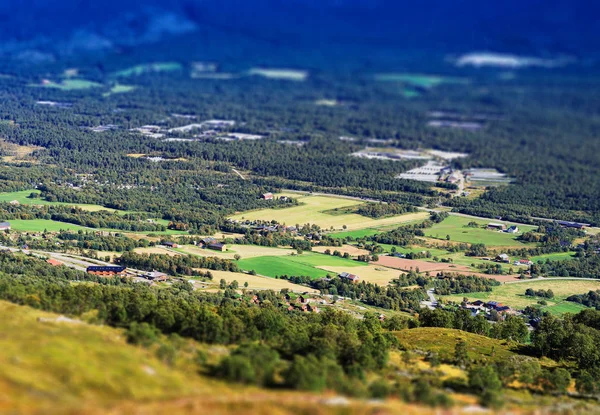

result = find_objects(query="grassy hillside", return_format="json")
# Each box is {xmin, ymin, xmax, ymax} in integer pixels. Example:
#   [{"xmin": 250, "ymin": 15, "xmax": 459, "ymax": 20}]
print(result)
[{"xmin": 0, "ymin": 300, "xmax": 444, "ymax": 414}]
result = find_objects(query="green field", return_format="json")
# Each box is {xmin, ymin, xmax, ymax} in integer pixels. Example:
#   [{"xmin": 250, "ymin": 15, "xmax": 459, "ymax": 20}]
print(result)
[
  {"xmin": 31, "ymin": 79, "xmax": 102, "ymax": 90},
  {"xmin": 0, "ymin": 190, "xmax": 120, "ymax": 212},
  {"xmin": 237, "ymin": 252, "xmax": 365, "ymax": 279},
  {"xmin": 231, "ymin": 193, "xmax": 429, "ymax": 231},
  {"xmin": 374, "ymin": 73, "xmax": 468, "ymax": 88},
  {"xmin": 103, "ymin": 84, "xmax": 136, "ymax": 97},
  {"xmin": 329, "ymin": 228, "xmax": 381, "ymax": 239},
  {"xmin": 113, "ymin": 62, "xmax": 182, "ymax": 77},
  {"xmin": 531, "ymin": 252, "xmax": 577, "ymax": 263},
  {"xmin": 441, "ymin": 279, "xmax": 600, "ymax": 315},
  {"xmin": 8, "ymin": 219, "xmax": 90, "ymax": 232},
  {"xmin": 425, "ymin": 215, "xmax": 537, "ymax": 246}
]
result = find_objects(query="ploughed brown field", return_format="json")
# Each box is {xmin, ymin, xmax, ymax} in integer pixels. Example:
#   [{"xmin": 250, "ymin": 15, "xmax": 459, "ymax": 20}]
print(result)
[{"xmin": 373, "ymin": 256, "xmax": 521, "ymax": 282}]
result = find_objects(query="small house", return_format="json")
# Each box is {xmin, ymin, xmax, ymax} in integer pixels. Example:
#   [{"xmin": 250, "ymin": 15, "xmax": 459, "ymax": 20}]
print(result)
[
  {"xmin": 488, "ymin": 223, "xmax": 506, "ymax": 231},
  {"xmin": 518, "ymin": 259, "xmax": 533, "ymax": 266},
  {"xmin": 506, "ymin": 226, "xmax": 519, "ymax": 234},
  {"xmin": 163, "ymin": 241, "xmax": 180, "ymax": 248},
  {"xmin": 261, "ymin": 192, "xmax": 274, "ymax": 200},
  {"xmin": 145, "ymin": 271, "xmax": 169, "ymax": 281},
  {"xmin": 496, "ymin": 253, "xmax": 510, "ymax": 263},
  {"xmin": 0, "ymin": 222, "xmax": 11, "ymax": 231},
  {"xmin": 339, "ymin": 272, "xmax": 360, "ymax": 283},
  {"xmin": 207, "ymin": 242, "xmax": 226, "ymax": 252}
]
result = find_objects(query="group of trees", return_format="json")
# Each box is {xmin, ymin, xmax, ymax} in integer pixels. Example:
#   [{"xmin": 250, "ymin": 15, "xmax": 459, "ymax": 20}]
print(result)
[{"xmin": 431, "ymin": 274, "xmax": 500, "ymax": 295}]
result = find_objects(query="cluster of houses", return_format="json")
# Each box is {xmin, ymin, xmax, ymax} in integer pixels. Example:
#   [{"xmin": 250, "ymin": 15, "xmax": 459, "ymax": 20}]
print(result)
[
  {"xmin": 463, "ymin": 300, "xmax": 516, "ymax": 318},
  {"xmin": 227, "ymin": 219, "xmax": 300, "ymax": 235},
  {"xmin": 241, "ymin": 292, "xmax": 323, "ymax": 313},
  {"xmin": 491, "ymin": 253, "xmax": 533, "ymax": 267}
]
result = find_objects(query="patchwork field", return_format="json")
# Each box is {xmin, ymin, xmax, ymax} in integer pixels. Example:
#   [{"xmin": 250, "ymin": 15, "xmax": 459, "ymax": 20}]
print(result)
[
  {"xmin": 201, "ymin": 270, "xmax": 317, "ymax": 293},
  {"xmin": 440, "ymin": 279, "xmax": 600, "ymax": 314},
  {"xmin": 237, "ymin": 252, "xmax": 365, "ymax": 279},
  {"xmin": 230, "ymin": 193, "xmax": 429, "ymax": 231},
  {"xmin": 177, "ymin": 244, "xmax": 296, "ymax": 260},
  {"xmin": 424, "ymin": 215, "xmax": 537, "ymax": 246}
]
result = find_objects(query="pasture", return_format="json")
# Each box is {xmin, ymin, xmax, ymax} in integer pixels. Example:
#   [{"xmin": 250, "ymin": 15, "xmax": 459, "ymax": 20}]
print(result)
[
  {"xmin": 113, "ymin": 62, "xmax": 182, "ymax": 77},
  {"xmin": 0, "ymin": 190, "xmax": 118, "ymax": 212},
  {"xmin": 237, "ymin": 252, "xmax": 365, "ymax": 279},
  {"xmin": 8, "ymin": 219, "xmax": 89, "ymax": 232},
  {"xmin": 230, "ymin": 193, "xmax": 429, "ymax": 231},
  {"xmin": 440, "ymin": 279, "xmax": 600, "ymax": 314},
  {"xmin": 103, "ymin": 84, "xmax": 136, "ymax": 97},
  {"xmin": 531, "ymin": 252, "xmax": 577, "ymax": 263},
  {"xmin": 424, "ymin": 215, "xmax": 537, "ymax": 246},
  {"xmin": 32, "ymin": 79, "xmax": 102, "ymax": 90},
  {"xmin": 201, "ymin": 270, "xmax": 317, "ymax": 293}
]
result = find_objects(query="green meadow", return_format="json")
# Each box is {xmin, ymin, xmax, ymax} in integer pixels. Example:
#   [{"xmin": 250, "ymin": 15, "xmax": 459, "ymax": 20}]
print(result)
[
  {"xmin": 8, "ymin": 219, "xmax": 89, "ymax": 232},
  {"xmin": 113, "ymin": 62, "xmax": 182, "ymax": 77},
  {"xmin": 424, "ymin": 215, "xmax": 536, "ymax": 246},
  {"xmin": 237, "ymin": 252, "xmax": 365, "ymax": 279},
  {"xmin": 31, "ymin": 79, "xmax": 102, "ymax": 90},
  {"xmin": 0, "ymin": 190, "xmax": 117, "ymax": 212}
]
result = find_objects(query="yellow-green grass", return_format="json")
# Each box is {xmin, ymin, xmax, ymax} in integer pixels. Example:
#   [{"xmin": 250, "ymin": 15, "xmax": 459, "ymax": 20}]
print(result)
[
  {"xmin": 103, "ymin": 84, "xmax": 136, "ymax": 97},
  {"xmin": 0, "ymin": 190, "xmax": 119, "ymax": 212},
  {"xmin": 424, "ymin": 215, "xmax": 537, "ymax": 247},
  {"xmin": 0, "ymin": 300, "xmax": 201, "ymax": 411},
  {"xmin": 230, "ymin": 193, "xmax": 429, "ymax": 231},
  {"xmin": 329, "ymin": 228, "xmax": 380, "ymax": 239},
  {"xmin": 317, "ymin": 264, "xmax": 401, "ymax": 285},
  {"xmin": 113, "ymin": 62, "xmax": 182, "ymax": 77},
  {"xmin": 395, "ymin": 327, "xmax": 517, "ymax": 361},
  {"xmin": 378, "ymin": 244, "xmax": 450, "ymax": 257},
  {"xmin": 237, "ymin": 252, "xmax": 366, "ymax": 279},
  {"xmin": 177, "ymin": 244, "xmax": 297, "ymax": 260},
  {"xmin": 30, "ymin": 79, "xmax": 102, "ymax": 90},
  {"xmin": 201, "ymin": 270, "xmax": 317, "ymax": 293},
  {"xmin": 440, "ymin": 279, "xmax": 600, "ymax": 314}
]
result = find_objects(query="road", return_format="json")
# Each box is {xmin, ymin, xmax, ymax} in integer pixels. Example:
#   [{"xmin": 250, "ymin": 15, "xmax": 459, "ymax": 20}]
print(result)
[
  {"xmin": 231, "ymin": 168, "xmax": 246, "ymax": 180},
  {"xmin": 421, "ymin": 288, "xmax": 438, "ymax": 309}
]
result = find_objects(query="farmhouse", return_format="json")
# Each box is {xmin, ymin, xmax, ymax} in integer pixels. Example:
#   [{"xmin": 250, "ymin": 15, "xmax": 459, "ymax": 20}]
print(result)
[
  {"xmin": 557, "ymin": 220, "xmax": 590, "ymax": 230},
  {"xmin": 506, "ymin": 225, "xmax": 519, "ymax": 234},
  {"xmin": 86, "ymin": 265, "xmax": 126, "ymax": 276},
  {"xmin": 261, "ymin": 192, "xmax": 274, "ymax": 200},
  {"xmin": 207, "ymin": 242, "xmax": 226, "ymax": 252},
  {"xmin": 487, "ymin": 222, "xmax": 507, "ymax": 231},
  {"xmin": 163, "ymin": 241, "xmax": 180, "ymax": 248},
  {"xmin": 145, "ymin": 271, "xmax": 169, "ymax": 282},
  {"xmin": 339, "ymin": 272, "xmax": 360, "ymax": 283},
  {"xmin": 514, "ymin": 259, "xmax": 533, "ymax": 266},
  {"xmin": 495, "ymin": 253, "xmax": 510, "ymax": 263},
  {"xmin": 0, "ymin": 221, "xmax": 10, "ymax": 231}
]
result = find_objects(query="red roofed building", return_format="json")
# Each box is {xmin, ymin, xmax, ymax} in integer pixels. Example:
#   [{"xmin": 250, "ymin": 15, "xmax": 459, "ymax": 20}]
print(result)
[
  {"xmin": 261, "ymin": 192, "xmax": 274, "ymax": 200},
  {"xmin": 339, "ymin": 272, "xmax": 360, "ymax": 283}
]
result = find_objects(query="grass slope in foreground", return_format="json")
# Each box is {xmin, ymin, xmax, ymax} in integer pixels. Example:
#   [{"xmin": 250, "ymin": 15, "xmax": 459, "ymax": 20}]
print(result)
[
  {"xmin": 440, "ymin": 279, "xmax": 600, "ymax": 315},
  {"xmin": 0, "ymin": 300, "xmax": 438, "ymax": 414}
]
